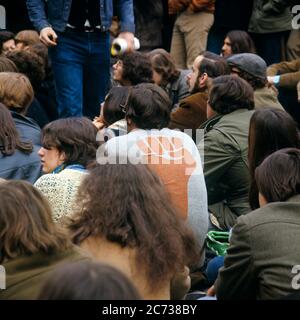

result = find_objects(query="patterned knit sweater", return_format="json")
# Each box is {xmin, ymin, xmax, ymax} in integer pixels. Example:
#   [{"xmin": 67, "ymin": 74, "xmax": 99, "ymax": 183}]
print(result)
[{"xmin": 34, "ymin": 169, "xmax": 88, "ymax": 222}]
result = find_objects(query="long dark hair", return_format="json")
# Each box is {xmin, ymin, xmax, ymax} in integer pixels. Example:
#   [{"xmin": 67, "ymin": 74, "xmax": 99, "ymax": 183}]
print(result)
[
  {"xmin": 226, "ymin": 30, "xmax": 256, "ymax": 55},
  {"xmin": 0, "ymin": 103, "xmax": 33, "ymax": 156},
  {"xmin": 68, "ymin": 162, "xmax": 200, "ymax": 292},
  {"xmin": 248, "ymin": 108, "xmax": 300, "ymax": 209}
]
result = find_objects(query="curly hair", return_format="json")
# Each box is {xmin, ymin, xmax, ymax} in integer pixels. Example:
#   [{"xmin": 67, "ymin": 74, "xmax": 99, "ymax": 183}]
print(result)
[
  {"xmin": 121, "ymin": 51, "xmax": 153, "ymax": 85},
  {"xmin": 42, "ymin": 117, "xmax": 99, "ymax": 168},
  {"xmin": 209, "ymin": 75, "xmax": 255, "ymax": 115},
  {"xmin": 68, "ymin": 162, "xmax": 200, "ymax": 292}
]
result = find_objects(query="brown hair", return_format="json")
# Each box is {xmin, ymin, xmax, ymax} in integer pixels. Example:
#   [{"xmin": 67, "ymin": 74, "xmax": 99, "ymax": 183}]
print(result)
[
  {"xmin": 248, "ymin": 109, "xmax": 300, "ymax": 209},
  {"xmin": 148, "ymin": 48, "xmax": 180, "ymax": 86},
  {"xmin": 15, "ymin": 30, "xmax": 40, "ymax": 47},
  {"xmin": 42, "ymin": 117, "xmax": 99, "ymax": 168},
  {"xmin": 255, "ymin": 148, "xmax": 300, "ymax": 203},
  {"xmin": 0, "ymin": 57, "xmax": 18, "ymax": 72},
  {"xmin": 0, "ymin": 72, "xmax": 34, "ymax": 114},
  {"xmin": 0, "ymin": 180, "xmax": 71, "ymax": 263},
  {"xmin": 0, "ymin": 102, "xmax": 33, "ymax": 155},
  {"xmin": 68, "ymin": 162, "xmax": 200, "ymax": 291}
]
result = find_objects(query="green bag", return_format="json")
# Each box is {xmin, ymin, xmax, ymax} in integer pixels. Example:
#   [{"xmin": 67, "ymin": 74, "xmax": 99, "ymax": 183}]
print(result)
[{"xmin": 206, "ymin": 230, "xmax": 230, "ymax": 256}]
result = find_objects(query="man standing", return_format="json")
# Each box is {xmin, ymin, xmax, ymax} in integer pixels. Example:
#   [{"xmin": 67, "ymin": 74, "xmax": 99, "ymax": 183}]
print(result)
[{"xmin": 26, "ymin": 0, "xmax": 135, "ymax": 119}]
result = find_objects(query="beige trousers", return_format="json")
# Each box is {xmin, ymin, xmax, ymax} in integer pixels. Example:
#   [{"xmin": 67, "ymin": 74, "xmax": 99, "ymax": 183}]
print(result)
[{"xmin": 170, "ymin": 10, "xmax": 214, "ymax": 69}]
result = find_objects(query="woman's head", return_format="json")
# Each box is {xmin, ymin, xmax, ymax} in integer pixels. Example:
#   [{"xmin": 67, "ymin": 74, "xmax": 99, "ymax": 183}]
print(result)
[
  {"xmin": 255, "ymin": 148, "xmax": 300, "ymax": 206},
  {"xmin": 14, "ymin": 30, "xmax": 40, "ymax": 50},
  {"xmin": 39, "ymin": 117, "xmax": 98, "ymax": 173},
  {"xmin": 69, "ymin": 162, "xmax": 199, "ymax": 292},
  {"xmin": 0, "ymin": 102, "xmax": 33, "ymax": 156},
  {"xmin": 248, "ymin": 108, "xmax": 300, "ymax": 209},
  {"xmin": 38, "ymin": 260, "xmax": 141, "ymax": 300},
  {"xmin": 112, "ymin": 51, "xmax": 153, "ymax": 86},
  {"xmin": 208, "ymin": 75, "xmax": 254, "ymax": 116},
  {"xmin": 148, "ymin": 48, "xmax": 179, "ymax": 87},
  {"xmin": 0, "ymin": 72, "xmax": 34, "ymax": 114},
  {"xmin": 0, "ymin": 180, "xmax": 70, "ymax": 263},
  {"xmin": 0, "ymin": 31, "xmax": 15, "ymax": 55},
  {"xmin": 102, "ymin": 86, "xmax": 130, "ymax": 126},
  {"xmin": 222, "ymin": 30, "xmax": 256, "ymax": 57}
]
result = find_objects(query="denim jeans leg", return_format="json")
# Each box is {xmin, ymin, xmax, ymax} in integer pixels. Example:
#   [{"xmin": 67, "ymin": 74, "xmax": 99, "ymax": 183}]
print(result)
[
  {"xmin": 49, "ymin": 32, "xmax": 85, "ymax": 118},
  {"xmin": 83, "ymin": 32, "xmax": 110, "ymax": 119}
]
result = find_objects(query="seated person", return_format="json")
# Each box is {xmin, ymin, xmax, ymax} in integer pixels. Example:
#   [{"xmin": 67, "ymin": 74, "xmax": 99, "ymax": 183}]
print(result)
[
  {"xmin": 200, "ymin": 75, "xmax": 254, "ymax": 230},
  {"xmin": 214, "ymin": 148, "xmax": 300, "ymax": 300},
  {"xmin": 68, "ymin": 162, "xmax": 200, "ymax": 299},
  {"xmin": 227, "ymin": 53, "xmax": 284, "ymax": 110},
  {"xmin": 34, "ymin": 118, "xmax": 99, "ymax": 222},
  {"xmin": 103, "ymin": 83, "xmax": 208, "ymax": 262},
  {"xmin": 0, "ymin": 30, "xmax": 15, "ymax": 55},
  {"xmin": 14, "ymin": 30, "xmax": 41, "ymax": 50},
  {"xmin": 148, "ymin": 48, "xmax": 190, "ymax": 107},
  {"xmin": 0, "ymin": 180, "xmax": 88, "ymax": 299}
]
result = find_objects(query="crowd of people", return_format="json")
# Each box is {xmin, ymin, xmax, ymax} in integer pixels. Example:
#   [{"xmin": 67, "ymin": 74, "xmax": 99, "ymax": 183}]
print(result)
[{"xmin": 0, "ymin": 0, "xmax": 299, "ymax": 301}]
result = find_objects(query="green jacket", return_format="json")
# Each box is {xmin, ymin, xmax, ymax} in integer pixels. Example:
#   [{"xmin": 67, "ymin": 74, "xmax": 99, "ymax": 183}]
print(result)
[
  {"xmin": 0, "ymin": 247, "xmax": 89, "ymax": 300},
  {"xmin": 248, "ymin": 0, "xmax": 292, "ymax": 33},
  {"xmin": 215, "ymin": 195, "xmax": 300, "ymax": 300},
  {"xmin": 200, "ymin": 109, "xmax": 254, "ymax": 230}
]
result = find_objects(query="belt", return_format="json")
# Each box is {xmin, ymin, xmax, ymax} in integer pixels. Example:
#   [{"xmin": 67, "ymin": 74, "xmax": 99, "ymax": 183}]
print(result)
[{"xmin": 66, "ymin": 25, "xmax": 106, "ymax": 33}]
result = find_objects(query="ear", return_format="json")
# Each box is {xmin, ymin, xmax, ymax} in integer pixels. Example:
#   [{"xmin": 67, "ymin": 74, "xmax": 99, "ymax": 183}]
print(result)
[
  {"xmin": 199, "ymin": 73, "xmax": 208, "ymax": 88},
  {"xmin": 58, "ymin": 151, "xmax": 66, "ymax": 163}
]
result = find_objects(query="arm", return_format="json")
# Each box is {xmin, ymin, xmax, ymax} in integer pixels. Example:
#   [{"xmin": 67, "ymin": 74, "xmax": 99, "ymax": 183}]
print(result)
[
  {"xmin": 114, "ymin": 0, "xmax": 135, "ymax": 50},
  {"xmin": 215, "ymin": 216, "xmax": 257, "ymax": 299},
  {"xmin": 262, "ymin": 0, "xmax": 295, "ymax": 14},
  {"xmin": 188, "ymin": 0, "xmax": 215, "ymax": 12},
  {"xmin": 26, "ymin": 0, "xmax": 57, "ymax": 46}
]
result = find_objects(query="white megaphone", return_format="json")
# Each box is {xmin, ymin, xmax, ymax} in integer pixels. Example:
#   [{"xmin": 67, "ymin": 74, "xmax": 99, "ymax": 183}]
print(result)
[{"xmin": 111, "ymin": 37, "xmax": 140, "ymax": 56}]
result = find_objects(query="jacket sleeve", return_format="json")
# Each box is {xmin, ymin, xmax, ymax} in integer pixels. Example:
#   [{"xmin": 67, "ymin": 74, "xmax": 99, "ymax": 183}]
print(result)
[
  {"xmin": 168, "ymin": 0, "xmax": 190, "ymax": 14},
  {"xmin": 188, "ymin": 0, "xmax": 215, "ymax": 12},
  {"xmin": 115, "ymin": 0, "xmax": 135, "ymax": 33},
  {"xmin": 26, "ymin": 0, "xmax": 50, "ymax": 32},
  {"xmin": 262, "ymin": 0, "xmax": 294, "ymax": 14},
  {"xmin": 215, "ymin": 216, "xmax": 257, "ymax": 299},
  {"xmin": 267, "ymin": 59, "xmax": 300, "ymax": 89}
]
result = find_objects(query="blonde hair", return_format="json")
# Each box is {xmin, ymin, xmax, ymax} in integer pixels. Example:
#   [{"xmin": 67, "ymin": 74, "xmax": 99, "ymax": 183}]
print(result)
[{"xmin": 0, "ymin": 72, "xmax": 34, "ymax": 114}]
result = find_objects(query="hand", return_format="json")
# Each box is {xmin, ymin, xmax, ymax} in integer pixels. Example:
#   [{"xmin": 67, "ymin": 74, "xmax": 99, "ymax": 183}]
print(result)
[
  {"xmin": 93, "ymin": 116, "xmax": 106, "ymax": 130},
  {"xmin": 118, "ymin": 32, "xmax": 135, "ymax": 52},
  {"xmin": 207, "ymin": 285, "xmax": 216, "ymax": 296},
  {"xmin": 40, "ymin": 27, "xmax": 58, "ymax": 47}
]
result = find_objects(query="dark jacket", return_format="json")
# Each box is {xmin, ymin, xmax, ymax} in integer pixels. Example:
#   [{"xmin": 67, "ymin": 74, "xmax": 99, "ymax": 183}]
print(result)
[
  {"xmin": 248, "ymin": 0, "xmax": 293, "ymax": 33},
  {"xmin": 200, "ymin": 109, "xmax": 254, "ymax": 230},
  {"xmin": 0, "ymin": 146, "xmax": 42, "ymax": 183},
  {"xmin": 215, "ymin": 195, "xmax": 300, "ymax": 300},
  {"xmin": 11, "ymin": 111, "xmax": 41, "ymax": 146},
  {"xmin": 0, "ymin": 248, "xmax": 89, "ymax": 299},
  {"xmin": 26, "ymin": 0, "xmax": 135, "ymax": 33}
]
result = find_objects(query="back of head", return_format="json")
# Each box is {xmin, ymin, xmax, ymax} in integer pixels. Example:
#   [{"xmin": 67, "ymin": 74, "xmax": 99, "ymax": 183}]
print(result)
[
  {"xmin": 0, "ymin": 102, "xmax": 33, "ymax": 156},
  {"xmin": 0, "ymin": 72, "xmax": 34, "ymax": 114},
  {"xmin": 121, "ymin": 51, "xmax": 153, "ymax": 85},
  {"xmin": 6, "ymin": 50, "xmax": 45, "ymax": 89},
  {"xmin": 103, "ymin": 86, "xmax": 130, "ymax": 126},
  {"xmin": 226, "ymin": 30, "xmax": 256, "ymax": 55},
  {"xmin": 125, "ymin": 83, "xmax": 171, "ymax": 129},
  {"xmin": 42, "ymin": 117, "xmax": 98, "ymax": 168},
  {"xmin": 0, "ymin": 180, "xmax": 70, "ymax": 263},
  {"xmin": 148, "ymin": 48, "xmax": 179, "ymax": 85},
  {"xmin": 69, "ymin": 162, "xmax": 199, "ymax": 292},
  {"xmin": 209, "ymin": 75, "xmax": 255, "ymax": 115},
  {"xmin": 15, "ymin": 30, "xmax": 40, "ymax": 48},
  {"xmin": 255, "ymin": 148, "xmax": 300, "ymax": 203},
  {"xmin": 0, "ymin": 57, "xmax": 18, "ymax": 72},
  {"xmin": 38, "ymin": 260, "xmax": 141, "ymax": 300}
]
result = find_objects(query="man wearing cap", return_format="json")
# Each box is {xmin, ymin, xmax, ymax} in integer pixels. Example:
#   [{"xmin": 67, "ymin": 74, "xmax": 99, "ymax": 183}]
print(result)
[
  {"xmin": 26, "ymin": 0, "xmax": 135, "ymax": 119},
  {"xmin": 227, "ymin": 53, "xmax": 283, "ymax": 110}
]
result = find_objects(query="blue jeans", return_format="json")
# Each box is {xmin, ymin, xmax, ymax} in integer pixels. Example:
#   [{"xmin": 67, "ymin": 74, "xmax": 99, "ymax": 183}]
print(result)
[{"xmin": 49, "ymin": 29, "xmax": 110, "ymax": 118}]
